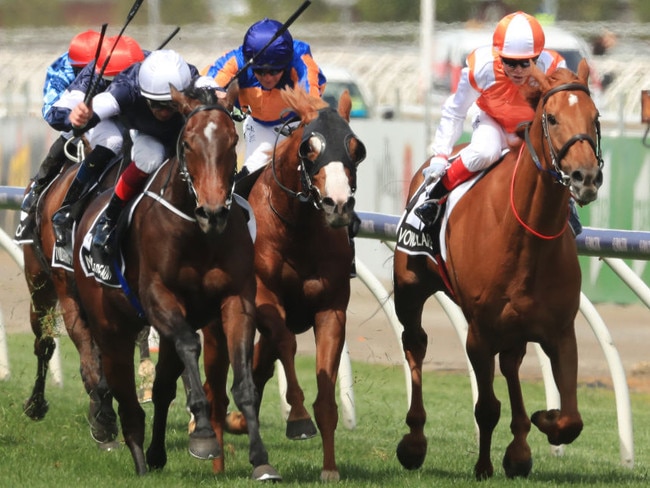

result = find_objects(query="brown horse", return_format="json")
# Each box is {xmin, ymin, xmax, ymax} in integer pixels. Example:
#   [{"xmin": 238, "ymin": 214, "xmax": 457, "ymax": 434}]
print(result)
[
  {"xmin": 226, "ymin": 86, "xmax": 366, "ymax": 481},
  {"xmin": 72, "ymin": 83, "xmax": 279, "ymax": 480},
  {"xmin": 393, "ymin": 60, "xmax": 603, "ymax": 479},
  {"xmin": 20, "ymin": 146, "xmax": 119, "ymax": 447}
]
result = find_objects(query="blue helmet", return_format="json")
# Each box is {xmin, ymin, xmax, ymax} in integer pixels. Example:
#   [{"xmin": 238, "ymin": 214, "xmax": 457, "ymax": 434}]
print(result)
[{"xmin": 243, "ymin": 18, "xmax": 294, "ymax": 70}]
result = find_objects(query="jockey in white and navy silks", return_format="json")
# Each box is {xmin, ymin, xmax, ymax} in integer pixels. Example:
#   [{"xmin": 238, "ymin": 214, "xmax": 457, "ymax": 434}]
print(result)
[
  {"xmin": 202, "ymin": 18, "xmax": 326, "ymax": 176},
  {"xmin": 63, "ymin": 49, "xmax": 218, "ymax": 264},
  {"xmin": 414, "ymin": 11, "xmax": 567, "ymax": 230}
]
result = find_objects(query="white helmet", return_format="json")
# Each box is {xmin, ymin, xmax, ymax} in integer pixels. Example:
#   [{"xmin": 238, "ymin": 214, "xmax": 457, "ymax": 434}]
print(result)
[{"xmin": 139, "ymin": 49, "xmax": 191, "ymax": 101}]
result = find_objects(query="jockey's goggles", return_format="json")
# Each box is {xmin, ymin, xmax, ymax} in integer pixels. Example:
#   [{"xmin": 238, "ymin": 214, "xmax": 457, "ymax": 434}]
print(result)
[
  {"xmin": 147, "ymin": 99, "xmax": 176, "ymax": 111},
  {"xmin": 501, "ymin": 57, "xmax": 537, "ymax": 69},
  {"xmin": 253, "ymin": 68, "xmax": 283, "ymax": 76}
]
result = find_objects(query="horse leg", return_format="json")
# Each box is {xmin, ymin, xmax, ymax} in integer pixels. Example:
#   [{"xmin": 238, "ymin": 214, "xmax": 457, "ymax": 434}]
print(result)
[
  {"xmin": 202, "ymin": 325, "xmax": 228, "ymax": 474},
  {"xmin": 57, "ymin": 288, "xmax": 118, "ymax": 447},
  {"xmin": 531, "ymin": 328, "xmax": 583, "ymax": 445},
  {"xmin": 312, "ymin": 309, "xmax": 346, "ymax": 482},
  {"xmin": 101, "ymin": 331, "xmax": 147, "ymax": 475},
  {"xmin": 146, "ymin": 334, "xmax": 184, "ymax": 471},
  {"xmin": 466, "ymin": 331, "xmax": 500, "ymax": 480},
  {"xmin": 393, "ymin": 276, "xmax": 430, "ymax": 471},
  {"xmin": 169, "ymin": 326, "xmax": 221, "ymax": 460},
  {"xmin": 23, "ymin": 257, "xmax": 57, "ymax": 420},
  {"xmin": 221, "ymin": 295, "xmax": 281, "ymax": 481},
  {"xmin": 499, "ymin": 345, "xmax": 533, "ymax": 478}
]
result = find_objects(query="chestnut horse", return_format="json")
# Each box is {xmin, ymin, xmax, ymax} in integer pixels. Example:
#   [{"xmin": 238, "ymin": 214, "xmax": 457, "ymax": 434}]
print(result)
[
  {"xmin": 72, "ymin": 83, "xmax": 279, "ymax": 480},
  {"xmin": 20, "ymin": 146, "xmax": 119, "ymax": 447},
  {"xmin": 393, "ymin": 60, "xmax": 603, "ymax": 479},
  {"xmin": 227, "ymin": 87, "xmax": 366, "ymax": 481}
]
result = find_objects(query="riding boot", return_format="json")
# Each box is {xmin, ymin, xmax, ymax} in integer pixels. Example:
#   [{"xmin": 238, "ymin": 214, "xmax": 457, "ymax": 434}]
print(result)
[
  {"xmin": 414, "ymin": 178, "xmax": 449, "ymax": 228},
  {"xmin": 21, "ymin": 135, "xmax": 69, "ymax": 214},
  {"xmin": 90, "ymin": 192, "xmax": 127, "ymax": 263},
  {"xmin": 568, "ymin": 198, "xmax": 583, "ymax": 236},
  {"xmin": 51, "ymin": 146, "xmax": 116, "ymax": 247}
]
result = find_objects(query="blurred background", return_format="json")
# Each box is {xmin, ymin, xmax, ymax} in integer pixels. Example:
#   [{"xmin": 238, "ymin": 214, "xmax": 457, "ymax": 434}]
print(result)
[{"xmin": 1, "ymin": 0, "xmax": 649, "ymax": 300}]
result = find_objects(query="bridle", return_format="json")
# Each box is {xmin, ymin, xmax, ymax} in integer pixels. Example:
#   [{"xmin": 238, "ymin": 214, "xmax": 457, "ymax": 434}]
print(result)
[
  {"xmin": 174, "ymin": 102, "xmax": 237, "ymax": 212},
  {"xmin": 523, "ymin": 82, "xmax": 604, "ymax": 187},
  {"xmin": 270, "ymin": 107, "xmax": 365, "ymax": 210}
]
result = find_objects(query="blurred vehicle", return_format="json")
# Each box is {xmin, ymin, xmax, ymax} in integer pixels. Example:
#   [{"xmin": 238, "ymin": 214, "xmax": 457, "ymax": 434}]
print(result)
[
  {"xmin": 432, "ymin": 26, "xmax": 603, "ymax": 96},
  {"xmin": 321, "ymin": 64, "xmax": 393, "ymax": 119}
]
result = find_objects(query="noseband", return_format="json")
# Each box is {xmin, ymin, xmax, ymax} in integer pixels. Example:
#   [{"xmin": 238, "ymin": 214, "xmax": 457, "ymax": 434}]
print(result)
[
  {"xmin": 524, "ymin": 82, "xmax": 604, "ymax": 186},
  {"xmin": 175, "ymin": 103, "xmax": 237, "ymax": 210},
  {"xmin": 271, "ymin": 107, "xmax": 365, "ymax": 210}
]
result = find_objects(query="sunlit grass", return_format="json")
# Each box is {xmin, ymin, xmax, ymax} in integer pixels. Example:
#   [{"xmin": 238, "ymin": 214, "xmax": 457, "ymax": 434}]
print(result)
[{"xmin": 0, "ymin": 333, "xmax": 648, "ymax": 487}]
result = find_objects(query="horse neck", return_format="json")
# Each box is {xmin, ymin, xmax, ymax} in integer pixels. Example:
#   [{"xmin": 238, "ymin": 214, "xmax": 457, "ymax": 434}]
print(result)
[{"xmin": 507, "ymin": 131, "xmax": 571, "ymax": 241}]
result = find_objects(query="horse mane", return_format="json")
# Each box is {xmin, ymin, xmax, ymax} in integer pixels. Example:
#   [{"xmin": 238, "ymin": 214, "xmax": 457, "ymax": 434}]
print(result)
[
  {"xmin": 281, "ymin": 86, "xmax": 330, "ymax": 125},
  {"xmin": 184, "ymin": 79, "xmax": 221, "ymax": 105}
]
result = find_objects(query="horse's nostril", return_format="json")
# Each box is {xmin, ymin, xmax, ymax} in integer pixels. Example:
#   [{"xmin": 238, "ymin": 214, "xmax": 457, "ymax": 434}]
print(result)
[{"xmin": 571, "ymin": 170, "xmax": 584, "ymax": 183}]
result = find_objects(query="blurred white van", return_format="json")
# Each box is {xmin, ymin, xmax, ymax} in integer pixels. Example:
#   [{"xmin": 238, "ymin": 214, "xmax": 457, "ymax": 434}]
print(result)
[{"xmin": 321, "ymin": 64, "xmax": 373, "ymax": 118}]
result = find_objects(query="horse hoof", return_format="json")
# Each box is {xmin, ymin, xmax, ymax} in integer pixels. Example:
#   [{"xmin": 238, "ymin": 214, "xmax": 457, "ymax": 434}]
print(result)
[
  {"xmin": 98, "ymin": 440, "xmax": 121, "ymax": 452},
  {"xmin": 396, "ymin": 434, "xmax": 427, "ymax": 470},
  {"xmin": 23, "ymin": 398, "xmax": 49, "ymax": 420},
  {"xmin": 188, "ymin": 432, "xmax": 221, "ymax": 460},
  {"xmin": 320, "ymin": 469, "xmax": 340, "ymax": 482},
  {"xmin": 286, "ymin": 418, "xmax": 317, "ymax": 440},
  {"xmin": 252, "ymin": 464, "xmax": 282, "ymax": 482},
  {"xmin": 502, "ymin": 453, "xmax": 532, "ymax": 478}
]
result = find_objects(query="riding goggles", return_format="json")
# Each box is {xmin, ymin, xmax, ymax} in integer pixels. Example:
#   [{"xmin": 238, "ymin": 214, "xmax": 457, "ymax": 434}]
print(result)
[
  {"xmin": 501, "ymin": 57, "xmax": 537, "ymax": 69},
  {"xmin": 253, "ymin": 68, "xmax": 283, "ymax": 76}
]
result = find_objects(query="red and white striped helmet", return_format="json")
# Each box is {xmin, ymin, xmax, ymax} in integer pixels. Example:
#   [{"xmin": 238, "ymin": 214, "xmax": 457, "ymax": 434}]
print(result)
[{"xmin": 492, "ymin": 11, "xmax": 545, "ymax": 59}]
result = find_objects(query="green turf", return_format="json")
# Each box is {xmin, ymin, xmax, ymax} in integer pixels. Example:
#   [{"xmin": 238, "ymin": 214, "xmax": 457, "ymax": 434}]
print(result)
[{"xmin": 0, "ymin": 333, "xmax": 648, "ymax": 487}]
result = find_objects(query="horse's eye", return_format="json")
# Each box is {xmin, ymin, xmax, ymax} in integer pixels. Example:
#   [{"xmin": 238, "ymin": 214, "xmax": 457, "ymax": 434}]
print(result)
[
  {"xmin": 547, "ymin": 114, "xmax": 557, "ymax": 125},
  {"xmin": 183, "ymin": 140, "xmax": 191, "ymax": 152}
]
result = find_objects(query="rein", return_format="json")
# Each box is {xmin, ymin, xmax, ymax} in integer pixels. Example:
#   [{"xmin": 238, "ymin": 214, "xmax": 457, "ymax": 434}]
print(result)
[{"xmin": 511, "ymin": 81, "xmax": 603, "ymax": 239}]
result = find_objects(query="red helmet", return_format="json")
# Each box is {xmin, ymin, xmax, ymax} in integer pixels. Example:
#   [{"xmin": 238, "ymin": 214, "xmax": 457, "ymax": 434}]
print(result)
[
  {"xmin": 97, "ymin": 35, "xmax": 145, "ymax": 77},
  {"xmin": 68, "ymin": 30, "xmax": 101, "ymax": 68},
  {"xmin": 493, "ymin": 11, "xmax": 545, "ymax": 59}
]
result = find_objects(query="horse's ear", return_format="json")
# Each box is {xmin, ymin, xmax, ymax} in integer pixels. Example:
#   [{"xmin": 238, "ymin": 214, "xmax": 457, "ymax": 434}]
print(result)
[
  {"xmin": 170, "ymin": 84, "xmax": 191, "ymax": 114},
  {"xmin": 529, "ymin": 63, "xmax": 551, "ymax": 93},
  {"xmin": 577, "ymin": 58, "xmax": 590, "ymax": 85},
  {"xmin": 337, "ymin": 90, "xmax": 352, "ymax": 122}
]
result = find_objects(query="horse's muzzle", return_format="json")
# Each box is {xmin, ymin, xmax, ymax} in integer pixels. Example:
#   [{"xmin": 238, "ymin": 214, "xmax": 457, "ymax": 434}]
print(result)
[
  {"xmin": 195, "ymin": 205, "xmax": 230, "ymax": 234},
  {"xmin": 570, "ymin": 166, "xmax": 603, "ymax": 205},
  {"xmin": 321, "ymin": 196, "xmax": 356, "ymax": 228}
]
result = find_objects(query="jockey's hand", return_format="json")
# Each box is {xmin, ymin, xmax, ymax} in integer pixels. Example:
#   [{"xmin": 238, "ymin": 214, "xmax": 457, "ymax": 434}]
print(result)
[
  {"xmin": 423, "ymin": 156, "xmax": 449, "ymax": 182},
  {"xmin": 70, "ymin": 101, "xmax": 93, "ymax": 131}
]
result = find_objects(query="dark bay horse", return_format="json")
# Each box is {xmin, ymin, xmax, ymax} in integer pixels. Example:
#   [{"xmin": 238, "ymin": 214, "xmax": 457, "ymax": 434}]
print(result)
[
  {"xmin": 226, "ymin": 86, "xmax": 366, "ymax": 481},
  {"xmin": 393, "ymin": 60, "xmax": 603, "ymax": 479},
  {"xmin": 20, "ymin": 148, "xmax": 119, "ymax": 447},
  {"xmin": 72, "ymin": 83, "xmax": 279, "ymax": 480}
]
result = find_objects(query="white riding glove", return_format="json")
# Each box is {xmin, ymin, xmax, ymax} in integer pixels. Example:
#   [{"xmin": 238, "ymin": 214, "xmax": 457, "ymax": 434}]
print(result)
[{"xmin": 422, "ymin": 156, "xmax": 449, "ymax": 182}]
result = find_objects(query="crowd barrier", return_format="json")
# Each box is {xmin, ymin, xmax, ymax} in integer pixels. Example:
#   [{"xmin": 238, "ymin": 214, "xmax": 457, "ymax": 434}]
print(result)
[{"xmin": 0, "ymin": 188, "xmax": 648, "ymax": 468}]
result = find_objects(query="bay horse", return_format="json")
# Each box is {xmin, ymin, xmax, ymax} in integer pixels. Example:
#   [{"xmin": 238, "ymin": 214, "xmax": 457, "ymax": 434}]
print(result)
[
  {"xmin": 20, "ymin": 145, "xmax": 119, "ymax": 447},
  {"xmin": 393, "ymin": 60, "xmax": 603, "ymax": 479},
  {"xmin": 224, "ymin": 86, "xmax": 366, "ymax": 481},
  {"xmin": 72, "ymin": 83, "xmax": 279, "ymax": 480}
]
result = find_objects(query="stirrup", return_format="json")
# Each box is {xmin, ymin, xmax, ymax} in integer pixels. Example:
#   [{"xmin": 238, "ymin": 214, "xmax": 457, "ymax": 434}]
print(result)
[{"xmin": 91, "ymin": 215, "xmax": 117, "ymax": 256}]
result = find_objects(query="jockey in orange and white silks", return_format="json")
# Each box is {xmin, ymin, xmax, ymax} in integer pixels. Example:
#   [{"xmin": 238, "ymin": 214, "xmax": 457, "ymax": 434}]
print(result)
[
  {"xmin": 415, "ymin": 11, "xmax": 567, "ymax": 228},
  {"xmin": 202, "ymin": 18, "xmax": 326, "ymax": 176}
]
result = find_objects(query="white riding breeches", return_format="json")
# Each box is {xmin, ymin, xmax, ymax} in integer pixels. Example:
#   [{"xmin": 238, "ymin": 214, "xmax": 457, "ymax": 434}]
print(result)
[
  {"xmin": 458, "ymin": 110, "xmax": 520, "ymax": 172},
  {"xmin": 242, "ymin": 117, "xmax": 285, "ymax": 173},
  {"xmin": 131, "ymin": 130, "xmax": 168, "ymax": 174},
  {"xmin": 87, "ymin": 119, "xmax": 124, "ymax": 155}
]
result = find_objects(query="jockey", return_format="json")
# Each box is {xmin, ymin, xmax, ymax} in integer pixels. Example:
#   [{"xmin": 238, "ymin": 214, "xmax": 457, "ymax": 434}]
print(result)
[
  {"xmin": 202, "ymin": 17, "xmax": 326, "ymax": 178},
  {"xmin": 66, "ymin": 49, "xmax": 215, "ymax": 266},
  {"xmin": 48, "ymin": 35, "xmax": 146, "ymax": 249},
  {"xmin": 16, "ymin": 34, "xmax": 144, "ymax": 242},
  {"xmin": 414, "ymin": 11, "xmax": 582, "ymax": 232}
]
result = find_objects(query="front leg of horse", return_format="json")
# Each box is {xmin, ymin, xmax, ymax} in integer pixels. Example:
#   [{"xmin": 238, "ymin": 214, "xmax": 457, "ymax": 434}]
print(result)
[
  {"xmin": 499, "ymin": 347, "xmax": 533, "ymax": 478},
  {"xmin": 24, "ymin": 333, "xmax": 55, "ymax": 420},
  {"xmin": 531, "ymin": 334, "xmax": 583, "ymax": 446},
  {"xmin": 173, "ymin": 328, "xmax": 221, "ymax": 460},
  {"xmin": 146, "ymin": 336, "xmax": 184, "ymax": 470}
]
